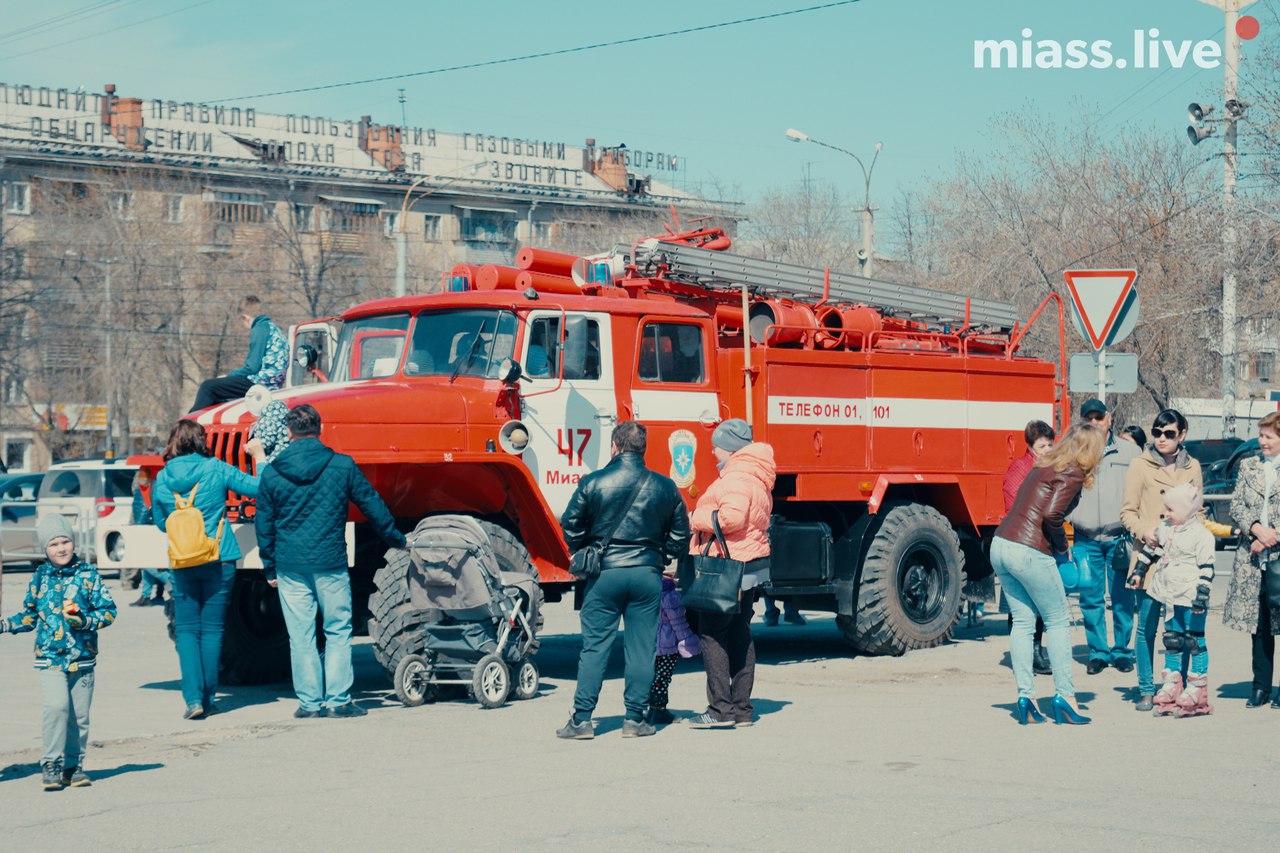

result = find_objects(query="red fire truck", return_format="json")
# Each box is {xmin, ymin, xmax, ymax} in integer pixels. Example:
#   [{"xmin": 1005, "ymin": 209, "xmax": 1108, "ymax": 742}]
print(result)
[{"xmin": 98, "ymin": 227, "xmax": 1068, "ymax": 683}]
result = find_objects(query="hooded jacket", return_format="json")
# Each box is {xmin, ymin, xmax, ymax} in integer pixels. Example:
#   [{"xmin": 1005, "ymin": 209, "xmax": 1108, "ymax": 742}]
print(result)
[
  {"xmin": 560, "ymin": 451, "xmax": 691, "ymax": 572},
  {"xmin": 256, "ymin": 437, "xmax": 406, "ymax": 578},
  {"xmin": 229, "ymin": 314, "xmax": 288, "ymax": 389},
  {"xmin": 4, "ymin": 556, "xmax": 117, "ymax": 671},
  {"xmin": 153, "ymin": 453, "xmax": 260, "ymax": 564},
  {"xmin": 690, "ymin": 442, "xmax": 777, "ymax": 562}
]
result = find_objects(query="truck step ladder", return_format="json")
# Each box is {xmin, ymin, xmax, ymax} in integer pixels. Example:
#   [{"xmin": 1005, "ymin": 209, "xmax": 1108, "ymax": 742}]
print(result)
[{"xmin": 630, "ymin": 240, "xmax": 1018, "ymax": 333}]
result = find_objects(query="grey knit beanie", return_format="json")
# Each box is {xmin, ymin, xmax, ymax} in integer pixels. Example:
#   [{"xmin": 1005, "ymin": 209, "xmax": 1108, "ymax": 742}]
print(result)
[
  {"xmin": 37, "ymin": 514, "xmax": 75, "ymax": 551},
  {"xmin": 711, "ymin": 418, "xmax": 752, "ymax": 453}
]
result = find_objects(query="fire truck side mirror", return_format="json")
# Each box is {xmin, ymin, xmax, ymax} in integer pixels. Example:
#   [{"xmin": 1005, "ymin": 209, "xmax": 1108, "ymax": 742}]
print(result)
[{"xmin": 295, "ymin": 343, "xmax": 319, "ymax": 370}]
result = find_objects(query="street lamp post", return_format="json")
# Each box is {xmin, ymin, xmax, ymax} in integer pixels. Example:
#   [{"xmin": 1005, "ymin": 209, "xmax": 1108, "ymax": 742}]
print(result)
[
  {"xmin": 394, "ymin": 162, "xmax": 485, "ymax": 297},
  {"xmin": 70, "ymin": 255, "xmax": 117, "ymax": 457},
  {"xmin": 786, "ymin": 128, "xmax": 883, "ymax": 276}
]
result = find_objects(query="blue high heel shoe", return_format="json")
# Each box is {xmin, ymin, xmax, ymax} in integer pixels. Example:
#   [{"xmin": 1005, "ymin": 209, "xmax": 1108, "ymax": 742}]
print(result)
[
  {"xmin": 1015, "ymin": 697, "xmax": 1045, "ymax": 725},
  {"xmin": 1051, "ymin": 695, "xmax": 1091, "ymax": 725}
]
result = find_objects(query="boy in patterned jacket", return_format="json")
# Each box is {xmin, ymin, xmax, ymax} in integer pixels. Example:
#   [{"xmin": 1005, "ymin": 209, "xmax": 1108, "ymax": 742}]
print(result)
[{"xmin": 0, "ymin": 515, "xmax": 117, "ymax": 790}]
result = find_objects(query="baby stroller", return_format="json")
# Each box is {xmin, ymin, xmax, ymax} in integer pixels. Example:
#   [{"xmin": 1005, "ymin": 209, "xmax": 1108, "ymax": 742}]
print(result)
[{"xmin": 393, "ymin": 516, "xmax": 541, "ymax": 709}]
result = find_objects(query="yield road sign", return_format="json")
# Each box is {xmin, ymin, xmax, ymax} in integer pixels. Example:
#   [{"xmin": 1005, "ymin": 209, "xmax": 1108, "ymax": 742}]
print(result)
[
  {"xmin": 1063, "ymin": 269, "xmax": 1139, "ymax": 350},
  {"xmin": 1069, "ymin": 351, "xmax": 1139, "ymax": 394}
]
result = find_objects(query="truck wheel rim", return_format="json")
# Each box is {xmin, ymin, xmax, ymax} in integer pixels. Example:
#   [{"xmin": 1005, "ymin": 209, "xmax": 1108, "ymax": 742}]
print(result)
[{"xmin": 898, "ymin": 543, "xmax": 947, "ymax": 623}]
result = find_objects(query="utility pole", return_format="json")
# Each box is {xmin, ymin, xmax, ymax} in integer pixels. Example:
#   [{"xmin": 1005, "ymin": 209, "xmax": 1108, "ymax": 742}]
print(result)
[{"xmin": 1196, "ymin": 0, "xmax": 1256, "ymax": 437}]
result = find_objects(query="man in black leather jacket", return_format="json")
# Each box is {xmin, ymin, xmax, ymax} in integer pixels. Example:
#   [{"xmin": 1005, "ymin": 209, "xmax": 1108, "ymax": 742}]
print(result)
[{"xmin": 556, "ymin": 421, "xmax": 690, "ymax": 739}]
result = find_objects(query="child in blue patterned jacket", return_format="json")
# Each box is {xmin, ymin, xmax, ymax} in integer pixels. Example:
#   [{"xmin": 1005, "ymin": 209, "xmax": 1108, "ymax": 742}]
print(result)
[{"xmin": 0, "ymin": 515, "xmax": 117, "ymax": 790}]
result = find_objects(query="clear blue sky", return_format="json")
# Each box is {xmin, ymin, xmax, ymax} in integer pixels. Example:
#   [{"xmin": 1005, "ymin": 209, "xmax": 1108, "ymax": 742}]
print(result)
[{"xmin": 0, "ymin": 0, "xmax": 1265, "ymax": 209}]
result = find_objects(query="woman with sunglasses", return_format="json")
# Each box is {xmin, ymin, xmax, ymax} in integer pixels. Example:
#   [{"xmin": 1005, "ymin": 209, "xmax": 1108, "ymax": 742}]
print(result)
[{"xmin": 1120, "ymin": 409, "xmax": 1203, "ymax": 711}]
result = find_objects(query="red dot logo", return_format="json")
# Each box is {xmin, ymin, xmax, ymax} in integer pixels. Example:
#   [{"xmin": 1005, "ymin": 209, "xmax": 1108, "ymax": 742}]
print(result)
[{"xmin": 1237, "ymin": 15, "xmax": 1260, "ymax": 40}]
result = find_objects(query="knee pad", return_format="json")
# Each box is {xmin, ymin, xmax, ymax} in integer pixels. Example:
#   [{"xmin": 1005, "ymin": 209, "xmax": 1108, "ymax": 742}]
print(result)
[
  {"xmin": 1162, "ymin": 632, "xmax": 1185, "ymax": 653},
  {"xmin": 1186, "ymin": 632, "xmax": 1206, "ymax": 655}
]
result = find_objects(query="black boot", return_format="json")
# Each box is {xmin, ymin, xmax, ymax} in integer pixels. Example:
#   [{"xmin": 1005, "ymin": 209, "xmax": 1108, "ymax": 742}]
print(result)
[{"xmin": 1033, "ymin": 643, "xmax": 1052, "ymax": 675}]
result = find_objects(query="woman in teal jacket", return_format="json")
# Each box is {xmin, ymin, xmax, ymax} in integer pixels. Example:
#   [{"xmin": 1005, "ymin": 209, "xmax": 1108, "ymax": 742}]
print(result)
[{"xmin": 153, "ymin": 419, "xmax": 263, "ymax": 719}]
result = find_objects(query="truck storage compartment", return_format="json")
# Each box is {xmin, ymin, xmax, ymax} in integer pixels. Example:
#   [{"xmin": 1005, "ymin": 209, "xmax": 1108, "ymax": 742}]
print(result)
[{"xmin": 768, "ymin": 519, "xmax": 833, "ymax": 584}]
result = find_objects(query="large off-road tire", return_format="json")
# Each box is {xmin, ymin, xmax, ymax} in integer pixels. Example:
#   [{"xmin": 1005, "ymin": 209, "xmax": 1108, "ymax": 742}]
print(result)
[
  {"xmin": 368, "ymin": 518, "xmax": 542, "ymax": 680},
  {"xmin": 219, "ymin": 572, "xmax": 292, "ymax": 685},
  {"xmin": 837, "ymin": 503, "xmax": 964, "ymax": 656}
]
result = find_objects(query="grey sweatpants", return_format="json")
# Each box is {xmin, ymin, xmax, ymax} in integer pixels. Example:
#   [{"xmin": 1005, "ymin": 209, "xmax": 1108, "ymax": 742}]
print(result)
[{"xmin": 42, "ymin": 668, "xmax": 94, "ymax": 767}]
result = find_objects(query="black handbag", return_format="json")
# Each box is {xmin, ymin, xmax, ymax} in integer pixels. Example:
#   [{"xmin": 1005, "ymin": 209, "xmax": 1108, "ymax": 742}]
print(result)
[
  {"xmin": 1265, "ymin": 550, "xmax": 1280, "ymax": 610},
  {"xmin": 568, "ymin": 474, "xmax": 646, "ymax": 580},
  {"xmin": 680, "ymin": 511, "xmax": 745, "ymax": 615}
]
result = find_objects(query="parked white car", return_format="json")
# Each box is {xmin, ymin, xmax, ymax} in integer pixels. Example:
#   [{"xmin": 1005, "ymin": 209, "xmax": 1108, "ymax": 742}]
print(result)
[{"xmin": 36, "ymin": 459, "xmax": 137, "ymax": 565}]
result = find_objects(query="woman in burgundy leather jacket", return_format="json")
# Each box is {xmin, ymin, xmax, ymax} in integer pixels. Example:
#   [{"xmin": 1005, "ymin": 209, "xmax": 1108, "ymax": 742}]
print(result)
[{"xmin": 991, "ymin": 422, "xmax": 1105, "ymax": 725}]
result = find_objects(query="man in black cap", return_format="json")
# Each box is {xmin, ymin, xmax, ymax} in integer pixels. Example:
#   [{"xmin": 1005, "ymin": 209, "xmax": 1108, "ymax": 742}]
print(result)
[{"xmin": 1069, "ymin": 398, "xmax": 1141, "ymax": 674}]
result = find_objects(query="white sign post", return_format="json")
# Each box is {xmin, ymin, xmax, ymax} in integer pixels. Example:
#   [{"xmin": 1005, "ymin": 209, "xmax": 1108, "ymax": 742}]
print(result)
[{"xmin": 1063, "ymin": 269, "xmax": 1140, "ymax": 405}]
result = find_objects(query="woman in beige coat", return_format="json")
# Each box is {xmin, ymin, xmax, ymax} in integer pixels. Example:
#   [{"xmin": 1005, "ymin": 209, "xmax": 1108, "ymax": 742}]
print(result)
[
  {"xmin": 1222, "ymin": 410, "xmax": 1280, "ymax": 708},
  {"xmin": 1120, "ymin": 409, "xmax": 1202, "ymax": 710}
]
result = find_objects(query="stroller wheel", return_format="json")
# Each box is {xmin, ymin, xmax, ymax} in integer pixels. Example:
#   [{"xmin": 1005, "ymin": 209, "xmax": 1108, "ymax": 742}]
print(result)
[
  {"xmin": 394, "ymin": 654, "xmax": 434, "ymax": 707},
  {"xmin": 471, "ymin": 654, "xmax": 511, "ymax": 709},
  {"xmin": 513, "ymin": 659, "xmax": 540, "ymax": 701}
]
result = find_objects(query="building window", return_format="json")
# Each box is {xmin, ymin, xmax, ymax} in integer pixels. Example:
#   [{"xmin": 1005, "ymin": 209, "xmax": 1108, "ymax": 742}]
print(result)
[
  {"xmin": 1247, "ymin": 316, "xmax": 1273, "ymax": 337},
  {"xmin": 531, "ymin": 221, "xmax": 552, "ymax": 243},
  {"xmin": 459, "ymin": 209, "xmax": 516, "ymax": 244},
  {"xmin": 164, "ymin": 195, "xmax": 183, "ymax": 223},
  {"xmin": 4, "ymin": 439, "xmax": 32, "ymax": 471},
  {"xmin": 111, "ymin": 191, "xmax": 132, "ymax": 219},
  {"xmin": 3, "ymin": 247, "xmax": 29, "ymax": 278},
  {"xmin": 383, "ymin": 212, "xmax": 400, "ymax": 237},
  {"xmin": 1241, "ymin": 352, "xmax": 1276, "ymax": 382},
  {"xmin": 293, "ymin": 203, "xmax": 315, "ymax": 232},
  {"xmin": 204, "ymin": 189, "xmax": 265, "ymax": 224},
  {"xmin": 423, "ymin": 214, "xmax": 442, "ymax": 241},
  {"xmin": 325, "ymin": 200, "xmax": 380, "ymax": 233},
  {"xmin": 1, "ymin": 371, "xmax": 23, "ymax": 403},
  {"xmin": 6, "ymin": 182, "xmax": 30, "ymax": 215}
]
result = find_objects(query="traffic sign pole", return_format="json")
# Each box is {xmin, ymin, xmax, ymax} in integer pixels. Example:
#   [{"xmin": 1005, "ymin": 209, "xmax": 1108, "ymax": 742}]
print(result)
[{"xmin": 1097, "ymin": 347, "xmax": 1107, "ymax": 406}]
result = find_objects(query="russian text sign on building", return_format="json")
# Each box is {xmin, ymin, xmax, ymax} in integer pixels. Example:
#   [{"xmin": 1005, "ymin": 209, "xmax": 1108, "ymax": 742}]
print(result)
[{"xmin": 1062, "ymin": 269, "xmax": 1139, "ymax": 351}]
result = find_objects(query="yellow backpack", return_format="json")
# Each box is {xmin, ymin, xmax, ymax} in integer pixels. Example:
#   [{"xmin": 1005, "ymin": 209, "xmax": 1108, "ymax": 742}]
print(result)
[{"xmin": 167, "ymin": 483, "xmax": 224, "ymax": 569}]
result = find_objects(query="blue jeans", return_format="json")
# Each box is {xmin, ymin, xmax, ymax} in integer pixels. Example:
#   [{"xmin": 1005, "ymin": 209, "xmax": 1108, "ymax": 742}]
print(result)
[
  {"xmin": 41, "ymin": 669, "xmax": 93, "ymax": 767},
  {"xmin": 172, "ymin": 562, "xmax": 236, "ymax": 709},
  {"xmin": 1162, "ymin": 606, "xmax": 1209, "ymax": 674},
  {"xmin": 140, "ymin": 568, "xmax": 173, "ymax": 599},
  {"xmin": 1134, "ymin": 590, "xmax": 1164, "ymax": 695},
  {"xmin": 277, "ymin": 568, "xmax": 354, "ymax": 711},
  {"xmin": 991, "ymin": 537, "xmax": 1076, "ymax": 700},
  {"xmin": 1075, "ymin": 536, "xmax": 1136, "ymax": 662}
]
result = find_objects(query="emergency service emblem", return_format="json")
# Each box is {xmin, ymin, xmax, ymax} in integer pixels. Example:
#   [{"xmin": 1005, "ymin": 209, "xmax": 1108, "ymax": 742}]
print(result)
[{"xmin": 668, "ymin": 429, "xmax": 697, "ymax": 489}]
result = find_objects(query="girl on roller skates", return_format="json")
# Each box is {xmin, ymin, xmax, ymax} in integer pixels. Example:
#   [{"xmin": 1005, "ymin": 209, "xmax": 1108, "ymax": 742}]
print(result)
[{"xmin": 1129, "ymin": 482, "xmax": 1216, "ymax": 717}]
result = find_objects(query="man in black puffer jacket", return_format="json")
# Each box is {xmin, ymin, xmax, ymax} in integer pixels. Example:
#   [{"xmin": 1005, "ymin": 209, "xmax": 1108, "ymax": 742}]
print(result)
[
  {"xmin": 556, "ymin": 420, "xmax": 690, "ymax": 739},
  {"xmin": 256, "ymin": 404, "xmax": 407, "ymax": 719}
]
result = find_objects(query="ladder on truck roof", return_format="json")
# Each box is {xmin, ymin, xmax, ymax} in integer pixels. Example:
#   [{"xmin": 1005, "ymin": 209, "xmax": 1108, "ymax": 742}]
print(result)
[{"xmin": 630, "ymin": 240, "xmax": 1018, "ymax": 334}]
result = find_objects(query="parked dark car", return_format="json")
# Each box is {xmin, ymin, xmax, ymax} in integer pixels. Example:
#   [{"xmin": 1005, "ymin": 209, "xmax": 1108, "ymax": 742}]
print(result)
[
  {"xmin": 1203, "ymin": 438, "xmax": 1261, "ymax": 537},
  {"xmin": 1, "ymin": 472, "xmax": 45, "ymax": 567},
  {"xmin": 1185, "ymin": 437, "xmax": 1245, "ymax": 468}
]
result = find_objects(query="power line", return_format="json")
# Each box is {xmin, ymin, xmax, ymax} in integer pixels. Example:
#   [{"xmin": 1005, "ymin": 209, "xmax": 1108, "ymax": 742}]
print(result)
[
  {"xmin": 0, "ymin": 0, "xmax": 137, "ymax": 47},
  {"xmin": 0, "ymin": 0, "xmax": 213, "ymax": 62},
  {"xmin": 213, "ymin": 1, "xmax": 862, "ymax": 104}
]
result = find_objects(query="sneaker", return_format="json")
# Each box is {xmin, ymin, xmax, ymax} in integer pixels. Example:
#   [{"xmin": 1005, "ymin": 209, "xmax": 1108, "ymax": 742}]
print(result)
[
  {"xmin": 41, "ymin": 761, "xmax": 64, "ymax": 791},
  {"xmin": 762, "ymin": 610, "xmax": 779, "ymax": 627},
  {"xmin": 1135, "ymin": 694, "xmax": 1155, "ymax": 712},
  {"xmin": 687, "ymin": 712, "xmax": 736, "ymax": 729},
  {"xmin": 183, "ymin": 704, "xmax": 205, "ymax": 720},
  {"xmin": 622, "ymin": 719, "xmax": 657, "ymax": 737},
  {"xmin": 783, "ymin": 611, "xmax": 807, "ymax": 626},
  {"xmin": 735, "ymin": 717, "xmax": 756, "ymax": 727},
  {"xmin": 1113, "ymin": 657, "xmax": 1135, "ymax": 673},
  {"xmin": 328, "ymin": 702, "xmax": 368, "ymax": 718},
  {"xmin": 204, "ymin": 702, "xmax": 223, "ymax": 717},
  {"xmin": 294, "ymin": 706, "xmax": 325, "ymax": 719},
  {"xmin": 129, "ymin": 595, "xmax": 151, "ymax": 607},
  {"xmin": 556, "ymin": 717, "xmax": 595, "ymax": 740},
  {"xmin": 62, "ymin": 766, "xmax": 91, "ymax": 787},
  {"xmin": 646, "ymin": 707, "xmax": 676, "ymax": 726},
  {"xmin": 1086, "ymin": 659, "xmax": 1108, "ymax": 675}
]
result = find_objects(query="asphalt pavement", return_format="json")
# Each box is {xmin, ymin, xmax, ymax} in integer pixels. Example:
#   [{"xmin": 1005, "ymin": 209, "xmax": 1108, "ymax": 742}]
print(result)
[{"xmin": 1, "ymin": 552, "xmax": 1277, "ymax": 851}]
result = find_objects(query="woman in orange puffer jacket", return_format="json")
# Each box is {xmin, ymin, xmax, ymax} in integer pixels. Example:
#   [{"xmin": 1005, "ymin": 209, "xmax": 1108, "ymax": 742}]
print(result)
[{"xmin": 686, "ymin": 419, "xmax": 776, "ymax": 730}]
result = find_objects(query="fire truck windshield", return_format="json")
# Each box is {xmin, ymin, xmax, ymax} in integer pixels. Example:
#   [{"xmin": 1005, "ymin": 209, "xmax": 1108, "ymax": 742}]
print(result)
[
  {"xmin": 404, "ymin": 309, "xmax": 518, "ymax": 379},
  {"xmin": 330, "ymin": 314, "xmax": 410, "ymax": 382}
]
